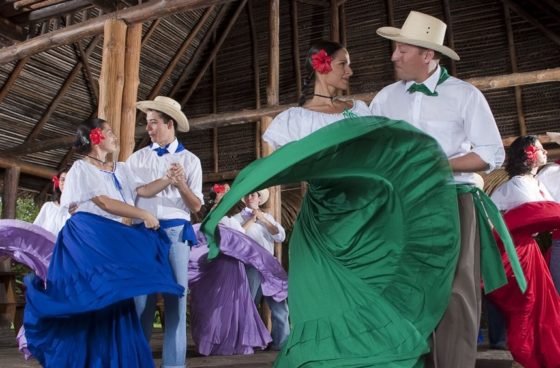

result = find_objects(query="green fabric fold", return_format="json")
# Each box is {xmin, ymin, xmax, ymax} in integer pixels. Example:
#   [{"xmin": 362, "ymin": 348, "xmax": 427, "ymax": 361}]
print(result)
[
  {"xmin": 456, "ymin": 185, "xmax": 527, "ymax": 294},
  {"xmin": 202, "ymin": 116, "xmax": 461, "ymax": 367}
]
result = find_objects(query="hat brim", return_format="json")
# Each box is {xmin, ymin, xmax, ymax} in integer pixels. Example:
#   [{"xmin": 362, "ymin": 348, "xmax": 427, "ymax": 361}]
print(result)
[
  {"xmin": 136, "ymin": 100, "xmax": 190, "ymax": 132},
  {"xmin": 241, "ymin": 189, "xmax": 270, "ymax": 206},
  {"xmin": 377, "ymin": 26, "xmax": 460, "ymax": 61}
]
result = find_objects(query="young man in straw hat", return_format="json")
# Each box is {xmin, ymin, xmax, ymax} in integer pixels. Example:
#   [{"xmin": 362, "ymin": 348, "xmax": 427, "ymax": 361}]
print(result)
[
  {"xmin": 370, "ymin": 11, "xmax": 506, "ymax": 368},
  {"xmin": 233, "ymin": 189, "xmax": 290, "ymax": 350},
  {"xmin": 126, "ymin": 96, "xmax": 203, "ymax": 368}
]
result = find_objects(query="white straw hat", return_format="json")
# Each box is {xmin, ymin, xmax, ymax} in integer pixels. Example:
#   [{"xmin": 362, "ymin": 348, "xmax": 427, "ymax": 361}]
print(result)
[
  {"xmin": 376, "ymin": 11, "xmax": 460, "ymax": 61},
  {"xmin": 242, "ymin": 189, "xmax": 270, "ymax": 206},
  {"xmin": 136, "ymin": 96, "xmax": 190, "ymax": 132}
]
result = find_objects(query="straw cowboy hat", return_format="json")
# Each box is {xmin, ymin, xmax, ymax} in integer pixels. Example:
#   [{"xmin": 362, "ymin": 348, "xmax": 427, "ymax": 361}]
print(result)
[
  {"xmin": 377, "ymin": 11, "xmax": 460, "ymax": 61},
  {"xmin": 136, "ymin": 96, "xmax": 190, "ymax": 132},
  {"xmin": 242, "ymin": 188, "xmax": 270, "ymax": 206}
]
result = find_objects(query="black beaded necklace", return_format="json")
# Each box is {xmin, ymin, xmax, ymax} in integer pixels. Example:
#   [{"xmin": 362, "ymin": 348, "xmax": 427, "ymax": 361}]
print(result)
[{"xmin": 313, "ymin": 93, "xmax": 335, "ymax": 101}]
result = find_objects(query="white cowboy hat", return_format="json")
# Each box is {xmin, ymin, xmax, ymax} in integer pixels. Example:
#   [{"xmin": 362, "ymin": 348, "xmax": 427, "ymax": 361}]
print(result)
[
  {"xmin": 242, "ymin": 188, "xmax": 270, "ymax": 206},
  {"xmin": 136, "ymin": 96, "xmax": 190, "ymax": 132},
  {"xmin": 376, "ymin": 11, "xmax": 460, "ymax": 61}
]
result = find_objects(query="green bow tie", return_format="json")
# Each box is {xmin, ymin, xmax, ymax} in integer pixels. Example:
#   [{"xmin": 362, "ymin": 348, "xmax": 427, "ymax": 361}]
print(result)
[
  {"xmin": 407, "ymin": 83, "xmax": 438, "ymax": 96},
  {"xmin": 407, "ymin": 67, "xmax": 450, "ymax": 97}
]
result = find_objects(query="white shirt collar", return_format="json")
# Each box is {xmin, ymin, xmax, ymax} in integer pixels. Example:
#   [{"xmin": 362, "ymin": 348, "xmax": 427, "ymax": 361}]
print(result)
[
  {"xmin": 404, "ymin": 64, "xmax": 441, "ymax": 93},
  {"xmin": 151, "ymin": 138, "xmax": 179, "ymax": 153}
]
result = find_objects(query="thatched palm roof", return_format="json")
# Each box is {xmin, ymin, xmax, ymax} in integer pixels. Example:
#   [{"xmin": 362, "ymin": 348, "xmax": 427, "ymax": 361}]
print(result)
[{"xmin": 0, "ymin": 0, "xmax": 559, "ymax": 199}]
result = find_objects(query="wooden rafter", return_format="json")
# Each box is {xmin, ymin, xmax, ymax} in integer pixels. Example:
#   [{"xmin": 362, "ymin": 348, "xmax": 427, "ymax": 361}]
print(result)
[
  {"xmin": 179, "ymin": 0, "xmax": 248, "ymax": 107},
  {"xmin": 296, "ymin": 0, "xmax": 328, "ymax": 6},
  {"xmin": 247, "ymin": 0, "xmax": 261, "ymax": 159},
  {"xmin": 12, "ymin": 0, "xmax": 93, "ymax": 23},
  {"xmin": 87, "ymin": 0, "xmax": 118, "ymax": 13},
  {"xmin": 0, "ymin": 0, "xmax": 235, "ymax": 65},
  {"xmin": 524, "ymin": 0, "xmax": 560, "ymax": 23},
  {"xmin": 0, "ymin": 57, "xmax": 28, "ymax": 105},
  {"xmin": 168, "ymin": 4, "xmax": 229, "ymax": 98},
  {"xmin": 148, "ymin": 5, "xmax": 215, "ymax": 100},
  {"xmin": 23, "ymin": 35, "xmax": 102, "ymax": 143},
  {"xmin": 0, "ymin": 16, "xmax": 25, "ymax": 42},
  {"xmin": 141, "ymin": 19, "xmax": 161, "ymax": 47},
  {"xmin": 501, "ymin": 0, "xmax": 560, "ymax": 46},
  {"xmin": 330, "ymin": 0, "xmax": 339, "ymax": 42}
]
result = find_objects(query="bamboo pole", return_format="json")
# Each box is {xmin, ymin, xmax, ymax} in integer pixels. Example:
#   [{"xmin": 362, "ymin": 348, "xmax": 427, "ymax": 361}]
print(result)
[
  {"xmin": 1, "ymin": 167, "xmax": 20, "ymax": 219},
  {"xmin": 504, "ymin": 4, "xmax": 526, "ymax": 136},
  {"xmin": 119, "ymin": 23, "xmax": 142, "ymax": 161},
  {"xmin": 0, "ymin": 0, "xmax": 234, "ymax": 65},
  {"xmin": 98, "ymin": 19, "xmax": 127, "ymax": 158}
]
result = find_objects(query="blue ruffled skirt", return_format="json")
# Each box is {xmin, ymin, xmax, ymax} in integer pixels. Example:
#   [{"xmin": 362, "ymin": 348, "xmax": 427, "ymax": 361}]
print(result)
[{"xmin": 23, "ymin": 212, "xmax": 184, "ymax": 367}]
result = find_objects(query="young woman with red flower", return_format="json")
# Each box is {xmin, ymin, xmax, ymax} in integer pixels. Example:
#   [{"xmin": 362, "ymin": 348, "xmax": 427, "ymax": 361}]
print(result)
[
  {"xmin": 263, "ymin": 40, "xmax": 371, "ymax": 150},
  {"xmin": 489, "ymin": 135, "xmax": 560, "ymax": 368},
  {"xmin": 22, "ymin": 117, "xmax": 183, "ymax": 367},
  {"xmin": 33, "ymin": 169, "xmax": 70, "ymax": 236}
]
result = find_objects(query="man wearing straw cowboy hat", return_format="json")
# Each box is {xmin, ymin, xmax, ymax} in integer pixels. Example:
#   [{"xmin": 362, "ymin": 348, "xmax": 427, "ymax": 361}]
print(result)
[
  {"xmin": 233, "ymin": 189, "xmax": 290, "ymax": 351},
  {"xmin": 126, "ymin": 96, "xmax": 203, "ymax": 368},
  {"xmin": 370, "ymin": 11, "xmax": 517, "ymax": 368}
]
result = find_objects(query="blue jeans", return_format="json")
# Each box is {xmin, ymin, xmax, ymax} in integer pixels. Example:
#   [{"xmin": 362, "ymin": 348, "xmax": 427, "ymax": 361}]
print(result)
[
  {"xmin": 135, "ymin": 225, "xmax": 189, "ymax": 368},
  {"xmin": 246, "ymin": 266, "xmax": 290, "ymax": 349}
]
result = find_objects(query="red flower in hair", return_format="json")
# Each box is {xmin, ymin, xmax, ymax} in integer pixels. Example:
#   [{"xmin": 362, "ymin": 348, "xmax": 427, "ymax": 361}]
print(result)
[
  {"xmin": 311, "ymin": 49, "xmax": 332, "ymax": 74},
  {"xmin": 89, "ymin": 128, "xmax": 105, "ymax": 145},
  {"xmin": 52, "ymin": 175, "xmax": 60, "ymax": 190},
  {"xmin": 213, "ymin": 184, "xmax": 226, "ymax": 194},
  {"xmin": 524, "ymin": 145, "xmax": 538, "ymax": 163}
]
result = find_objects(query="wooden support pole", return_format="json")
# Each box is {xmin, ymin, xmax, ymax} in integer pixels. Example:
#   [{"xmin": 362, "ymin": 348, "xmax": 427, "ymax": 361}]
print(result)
[
  {"xmin": 247, "ymin": 0, "xmax": 261, "ymax": 160},
  {"xmin": 98, "ymin": 19, "xmax": 127, "ymax": 157},
  {"xmin": 262, "ymin": 0, "xmax": 282, "ymax": 267},
  {"xmin": 212, "ymin": 30, "xmax": 219, "ymax": 174},
  {"xmin": 504, "ymin": 4, "xmax": 526, "ymax": 136},
  {"xmin": 330, "ymin": 0, "xmax": 339, "ymax": 43},
  {"xmin": 441, "ymin": 0, "xmax": 456, "ymax": 75},
  {"xmin": 1, "ymin": 167, "xmax": 20, "ymax": 219},
  {"xmin": 119, "ymin": 23, "xmax": 142, "ymax": 161},
  {"xmin": 0, "ymin": 0, "xmax": 234, "ymax": 65},
  {"xmin": 291, "ymin": 0, "xmax": 301, "ymax": 98}
]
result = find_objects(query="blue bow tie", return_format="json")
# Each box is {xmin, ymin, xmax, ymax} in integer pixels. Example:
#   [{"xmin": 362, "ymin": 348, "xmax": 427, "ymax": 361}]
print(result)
[
  {"xmin": 153, "ymin": 144, "xmax": 170, "ymax": 156},
  {"xmin": 151, "ymin": 142, "xmax": 186, "ymax": 156}
]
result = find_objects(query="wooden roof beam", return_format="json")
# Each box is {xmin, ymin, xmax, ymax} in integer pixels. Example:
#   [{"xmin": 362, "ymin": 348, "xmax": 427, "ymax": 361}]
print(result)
[
  {"xmin": 0, "ymin": 0, "xmax": 235, "ymax": 65},
  {"xmin": 0, "ymin": 57, "xmax": 28, "ymax": 105},
  {"xmin": 179, "ymin": 0, "xmax": 247, "ymax": 106},
  {"xmin": 87, "ymin": 0, "xmax": 118, "ymax": 13},
  {"xmin": 501, "ymin": 0, "xmax": 560, "ymax": 47},
  {"xmin": 0, "ymin": 16, "xmax": 25, "ymax": 42},
  {"xmin": 12, "ymin": 0, "xmax": 93, "ymax": 23}
]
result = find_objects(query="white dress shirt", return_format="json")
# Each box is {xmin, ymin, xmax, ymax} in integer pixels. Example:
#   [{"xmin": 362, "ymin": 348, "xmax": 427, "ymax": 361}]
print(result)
[
  {"xmin": 125, "ymin": 139, "xmax": 203, "ymax": 221},
  {"xmin": 263, "ymin": 100, "xmax": 371, "ymax": 150},
  {"xmin": 370, "ymin": 65, "xmax": 505, "ymax": 184},
  {"xmin": 233, "ymin": 208, "xmax": 286, "ymax": 255},
  {"xmin": 491, "ymin": 175, "xmax": 554, "ymax": 212},
  {"xmin": 537, "ymin": 164, "xmax": 560, "ymax": 202},
  {"xmin": 33, "ymin": 201, "xmax": 71, "ymax": 236}
]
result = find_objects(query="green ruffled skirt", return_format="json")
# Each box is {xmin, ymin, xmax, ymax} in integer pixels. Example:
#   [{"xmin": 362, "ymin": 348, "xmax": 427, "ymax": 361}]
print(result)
[{"xmin": 202, "ymin": 116, "xmax": 460, "ymax": 367}]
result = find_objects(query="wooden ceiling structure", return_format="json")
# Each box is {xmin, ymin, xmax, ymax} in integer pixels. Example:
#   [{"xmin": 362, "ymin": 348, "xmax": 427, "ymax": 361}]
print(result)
[{"xmin": 0, "ymin": 0, "xmax": 559, "ymax": 219}]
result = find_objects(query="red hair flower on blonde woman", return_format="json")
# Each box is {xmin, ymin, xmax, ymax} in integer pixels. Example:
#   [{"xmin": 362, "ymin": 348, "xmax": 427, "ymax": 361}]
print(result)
[
  {"xmin": 311, "ymin": 49, "xmax": 332, "ymax": 74},
  {"xmin": 524, "ymin": 145, "xmax": 538, "ymax": 164},
  {"xmin": 89, "ymin": 128, "xmax": 105, "ymax": 145}
]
